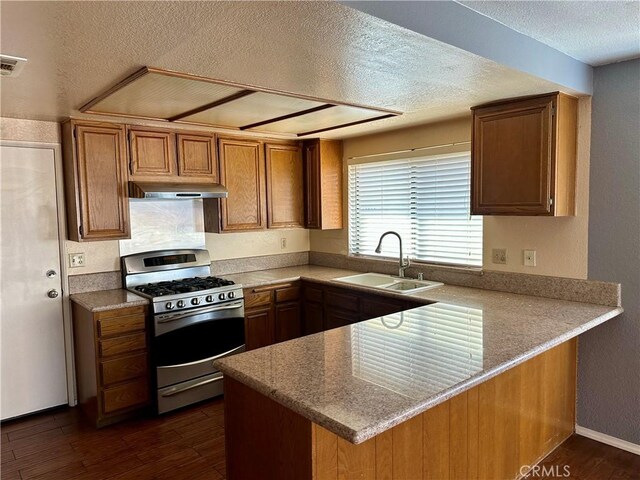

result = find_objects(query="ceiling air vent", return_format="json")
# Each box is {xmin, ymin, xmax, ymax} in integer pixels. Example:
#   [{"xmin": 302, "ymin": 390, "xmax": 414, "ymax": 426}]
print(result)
[{"xmin": 0, "ymin": 55, "xmax": 27, "ymax": 78}]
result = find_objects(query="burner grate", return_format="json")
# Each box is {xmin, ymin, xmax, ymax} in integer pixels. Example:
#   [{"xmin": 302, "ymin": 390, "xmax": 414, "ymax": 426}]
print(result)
[{"xmin": 134, "ymin": 276, "xmax": 235, "ymax": 297}]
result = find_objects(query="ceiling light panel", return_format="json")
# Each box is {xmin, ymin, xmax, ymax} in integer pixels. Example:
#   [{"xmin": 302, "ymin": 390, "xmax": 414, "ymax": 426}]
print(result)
[
  {"xmin": 249, "ymin": 105, "xmax": 387, "ymax": 135},
  {"xmin": 180, "ymin": 92, "xmax": 326, "ymax": 128},
  {"xmin": 84, "ymin": 71, "xmax": 244, "ymax": 120}
]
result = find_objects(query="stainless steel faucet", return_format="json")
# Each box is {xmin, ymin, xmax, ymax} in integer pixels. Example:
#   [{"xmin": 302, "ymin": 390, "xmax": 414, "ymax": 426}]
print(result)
[{"xmin": 374, "ymin": 231, "xmax": 410, "ymax": 278}]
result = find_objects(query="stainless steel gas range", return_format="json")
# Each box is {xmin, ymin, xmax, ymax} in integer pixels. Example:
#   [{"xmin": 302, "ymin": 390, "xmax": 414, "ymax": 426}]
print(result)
[{"xmin": 121, "ymin": 249, "xmax": 244, "ymax": 414}]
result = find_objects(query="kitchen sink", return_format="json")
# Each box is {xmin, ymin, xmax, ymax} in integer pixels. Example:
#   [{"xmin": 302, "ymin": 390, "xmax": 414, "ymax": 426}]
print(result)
[{"xmin": 334, "ymin": 273, "xmax": 443, "ymax": 295}]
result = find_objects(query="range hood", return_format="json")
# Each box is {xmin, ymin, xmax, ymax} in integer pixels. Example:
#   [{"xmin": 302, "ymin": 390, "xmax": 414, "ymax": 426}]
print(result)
[{"xmin": 129, "ymin": 181, "xmax": 228, "ymax": 199}]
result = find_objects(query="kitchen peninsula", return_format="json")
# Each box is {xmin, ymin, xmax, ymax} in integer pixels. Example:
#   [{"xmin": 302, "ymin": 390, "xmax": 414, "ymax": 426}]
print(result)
[{"xmin": 215, "ymin": 269, "xmax": 622, "ymax": 480}]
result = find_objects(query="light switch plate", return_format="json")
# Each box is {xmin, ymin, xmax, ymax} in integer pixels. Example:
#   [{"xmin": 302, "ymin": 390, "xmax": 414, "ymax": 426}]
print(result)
[
  {"xmin": 69, "ymin": 253, "xmax": 85, "ymax": 268},
  {"xmin": 280, "ymin": 238, "xmax": 287, "ymax": 249},
  {"xmin": 524, "ymin": 250, "xmax": 537, "ymax": 267},
  {"xmin": 492, "ymin": 248, "xmax": 507, "ymax": 264}
]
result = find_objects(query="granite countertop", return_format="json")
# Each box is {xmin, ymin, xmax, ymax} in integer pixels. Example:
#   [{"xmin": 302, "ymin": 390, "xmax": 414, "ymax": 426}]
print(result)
[
  {"xmin": 216, "ymin": 265, "xmax": 623, "ymax": 444},
  {"xmin": 70, "ymin": 288, "xmax": 148, "ymax": 312}
]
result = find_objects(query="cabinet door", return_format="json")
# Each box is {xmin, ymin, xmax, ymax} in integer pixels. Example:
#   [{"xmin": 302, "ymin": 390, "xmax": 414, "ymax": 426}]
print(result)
[
  {"xmin": 265, "ymin": 143, "xmax": 304, "ymax": 228},
  {"xmin": 219, "ymin": 138, "xmax": 266, "ymax": 231},
  {"xmin": 74, "ymin": 123, "xmax": 130, "ymax": 240},
  {"xmin": 244, "ymin": 306, "xmax": 274, "ymax": 350},
  {"xmin": 472, "ymin": 95, "xmax": 555, "ymax": 215},
  {"xmin": 325, "ymin": 308, "xmax": 357, "ymax": 331},
  {"xmin": 360, "ymin": 295, "xmax": 405, "ymax": 321},
  {"xmin": 129, "ymin": 128, "xmax": 176, "ymax": 177},
  {"xmin": 303, "ymin": 141, "xmax": 321, "ymax": 229},
  {"xmin": 275, "ymin": 301, "xmax": 301, "ymax": 343},
  {"xmin": 303, "ymin": 302, "xmax": 324, "ymax": 336},
  {"xmin": 177, "ymin": 133, "xmax": 218, "ymax": 180}
]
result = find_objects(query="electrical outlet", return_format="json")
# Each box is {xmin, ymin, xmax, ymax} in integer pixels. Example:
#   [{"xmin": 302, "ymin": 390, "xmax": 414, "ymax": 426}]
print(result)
[
  {"xmin": 524, "ymin": 250, "xmax": 537, "ymax": 267},
  {"xmin": 69, "ymin": 253, "xmax": 85, "ymax": 268},
  {"xmin": 492, "ymin": 248, "xmax": 507, "ymax": 265},
  {"xmin": 280, "ymin": 238, "xmax": 287, "ymax": 250}
]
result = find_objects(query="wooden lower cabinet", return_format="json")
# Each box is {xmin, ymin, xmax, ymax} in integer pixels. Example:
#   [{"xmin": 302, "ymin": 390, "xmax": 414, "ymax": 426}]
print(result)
[
  {"xmin": 224, "ymin": 339, "xmax": 577, "ymax": 480},
  {"xmin": 244, "ymin": 305, "xmax": 274, "ymax": 351},
  {"xmin": 275, "ymin": 302, "xmax": 302, "ymax": 343},
  {"xmin": 244, "ymin": 283, "xmax": 302, "ymax": 350},
  {"xmin": 302, "ymin": 281, "xmax": 430, "ymax": 334},
  {"xmin": 72, "ymin": 303, "xmax": 150, "ymax": 427},
  {"xmin": 244, "ymin": 281, "xmax": 432, "ymax": 348}
]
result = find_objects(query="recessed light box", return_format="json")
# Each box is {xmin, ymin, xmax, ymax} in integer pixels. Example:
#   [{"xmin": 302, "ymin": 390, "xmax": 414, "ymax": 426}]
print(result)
[
  {"xmin": 249, "ymin": 104, "xmax": 391, "ymax": 136},
  {"xmin": 80, "ymin": 67, "xmax": 402, "ymax": 135},
  {"xmin": 83, "ymin": 70, "xmax": 245, "ymax": 120},
  {"xmin": 180, "ymin": 92, "xmax": 326, "ymax": 128}
]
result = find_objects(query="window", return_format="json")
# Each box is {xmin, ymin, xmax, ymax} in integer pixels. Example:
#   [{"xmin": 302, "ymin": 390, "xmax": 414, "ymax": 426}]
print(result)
[{"xmin": 348, "ymin": 153, "xmax": 482, "ymax": 267}]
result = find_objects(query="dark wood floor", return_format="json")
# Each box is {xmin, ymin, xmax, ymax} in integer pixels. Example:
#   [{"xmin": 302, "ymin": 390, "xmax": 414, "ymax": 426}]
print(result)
[
  {"xmin": 2, "ymin": 399, "xmax": 638, "ymax": 480},
  {"xmin": 1, "ymin": 400, "xmax": 226, "ymax": 480}
]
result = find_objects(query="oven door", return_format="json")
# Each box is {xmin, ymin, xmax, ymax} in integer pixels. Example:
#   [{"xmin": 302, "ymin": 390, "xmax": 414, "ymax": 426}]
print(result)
[{"xmin": 153, "ymin": 301, "xmax": 245, "ymax": 389}]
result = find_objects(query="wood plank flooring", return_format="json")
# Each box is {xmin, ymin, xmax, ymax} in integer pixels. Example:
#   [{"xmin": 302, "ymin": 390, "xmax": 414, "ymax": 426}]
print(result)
[
  {"xmin": 2, "ymin": 399, "xmax": 638, "ymax": 480},
  {"xmin": 1, "ymin": 400, "xmax": 226, "ymax": 480}
]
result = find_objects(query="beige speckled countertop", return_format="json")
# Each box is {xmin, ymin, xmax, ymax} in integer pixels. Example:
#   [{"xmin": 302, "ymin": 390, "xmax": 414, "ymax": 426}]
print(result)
[
  {"xmin": 217, "ymin": 265, "xmax": 623, "ymax": 444},
  {"xmin": 70, "ymin": 288, "xmax": 148, "ymax": 312}
]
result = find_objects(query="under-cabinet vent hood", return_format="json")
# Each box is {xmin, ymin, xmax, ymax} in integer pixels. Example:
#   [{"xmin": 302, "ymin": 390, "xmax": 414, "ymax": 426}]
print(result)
[{"xmin": 129, "ymin": 181, "xmax": 228, "ymax": 199}]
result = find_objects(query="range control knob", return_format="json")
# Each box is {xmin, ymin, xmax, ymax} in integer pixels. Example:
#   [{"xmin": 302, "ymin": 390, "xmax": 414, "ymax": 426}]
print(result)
[
  {"xmin": 218, "ymin": 293, "xmax": 226, "ymax": 301},
  {"xmin": 165, "ymin": 302, "xmax": 174, "ymax": 310},
  {"xmin": 177, "ymin": 300, "xmax": 185, "ymax": 308},
  {"xmin": 228, "ymin": 291, "xmax": 235, "ymax": 299},
  {"xmin": 191, "ymin": 298, "xmax": 201, "ymax": 306},
  {"xmin": 205, "ymin": 295, "xmax": 213, "ymax": 303}
]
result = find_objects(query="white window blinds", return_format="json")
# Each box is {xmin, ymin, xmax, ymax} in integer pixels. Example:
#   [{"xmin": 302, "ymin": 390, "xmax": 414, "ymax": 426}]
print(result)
[{"xmin": 348, "ymin": 153, "xmax": 482, "ymax": 267}]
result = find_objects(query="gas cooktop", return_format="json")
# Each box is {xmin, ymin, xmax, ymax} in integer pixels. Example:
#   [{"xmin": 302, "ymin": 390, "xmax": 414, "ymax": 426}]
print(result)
[{"xmin": 134, "ymin": 276, "xmax": 235, "ymax": 297}]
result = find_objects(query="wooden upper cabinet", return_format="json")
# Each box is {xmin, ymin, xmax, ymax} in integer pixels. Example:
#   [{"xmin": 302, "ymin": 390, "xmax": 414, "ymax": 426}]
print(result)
[
  {"xmin": 176, "ymin": 133, "xmax": 218, "ymax": 181},
  {"xmin": 128, "ymin": 127, "xmax": 218, "ymax": 182},
  {"xmin": 218, "ymin": 137, "xmax": 266, "ymax": 231},
  {"xmin": 303, "ymin": 139, "xmax": 343, "ymax": 229},
  {"xmin": 471, "ymin": 92, "xmax": 577, "ymax": 216},
  {"xmin": 62, "ymin": 121, "xmax": 130, "ymax": 241},
  {"xmin": 265, "ymin": 143, "xmax": 304, "ymax": 229},
  {"xmin": 128, "ymin": 128, "xmax": 175, "ymax": 177}
]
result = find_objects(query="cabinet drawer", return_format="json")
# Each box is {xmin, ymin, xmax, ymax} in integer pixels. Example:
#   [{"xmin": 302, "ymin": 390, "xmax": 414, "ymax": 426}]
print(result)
[
  {"xmin": 95, "ymin": 305, "xmax": 145, "ymax": 320},
  {"xmin": 325, "ymin": 289, "xmax": 359, "ymax": 312},
  {"xmin": 97, "ymin": 313, "xmax": 146, "ymax": 338},
  {"xmin": 244, "ymin": 289, "xmax": 273, "ymax": 309},
  {"xmin": 303, "ymin": 285, "xmax": 324, "ymax": 304},
  {"xmin": 101, "ymin": 379, "xmax": 149, "ymax": 415},
  {"xmin": 100, "ymin": 353, "xmax": 148, "ymax": 387},
  {"xmin": 99, "ymin": 332, "xmax": 146, "ymax": 358},
  {"xmin": 275, "ymin": 285, "xmax": 300, "ymax": 303}
]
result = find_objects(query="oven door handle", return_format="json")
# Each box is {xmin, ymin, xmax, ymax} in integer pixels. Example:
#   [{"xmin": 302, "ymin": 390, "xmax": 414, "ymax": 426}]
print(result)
[
  {"xmin": 157, "ymin": 300, "xmax": 244, "ymax": 323},
  {"xmin": 157, "ymin": 344, "xmax": 245, "ymax": 369},
  {"xmin": 160, "ymin": 375, "xmax": 224, "ymax": 397}
]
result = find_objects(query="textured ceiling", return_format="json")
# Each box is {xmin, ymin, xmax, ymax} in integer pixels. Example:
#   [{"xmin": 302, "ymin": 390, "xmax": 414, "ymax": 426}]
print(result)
[
  {"xmin": 459, "ymin": 1, "xmax": 640, "ymax": 66},
  {"xmin": 1, "ymin": 1, "xmax": 568, "ymax": 139}
]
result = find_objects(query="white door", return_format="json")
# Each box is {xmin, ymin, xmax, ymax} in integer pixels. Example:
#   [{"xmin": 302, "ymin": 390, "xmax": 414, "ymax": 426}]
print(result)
[{"xmin": 1, "ymin": 144, "xmax": 68, "ymax": 420}]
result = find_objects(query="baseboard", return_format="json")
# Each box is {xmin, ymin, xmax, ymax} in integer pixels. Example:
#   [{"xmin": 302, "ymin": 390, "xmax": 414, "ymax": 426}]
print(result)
[{"xmin": 575, "ymin": 425, "xmax": 640, "ymax": 455}]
